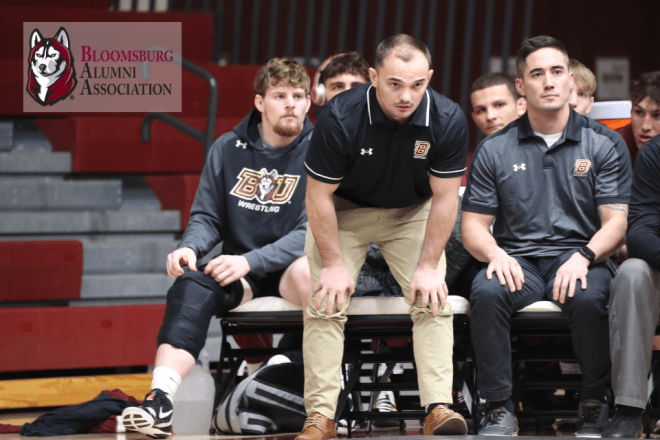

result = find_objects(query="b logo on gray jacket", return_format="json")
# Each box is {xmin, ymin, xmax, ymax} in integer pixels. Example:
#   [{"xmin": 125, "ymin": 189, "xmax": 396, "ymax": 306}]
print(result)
[{"xmin": 230, "ymin": 167, "xmax": 300, "ymax": 204}]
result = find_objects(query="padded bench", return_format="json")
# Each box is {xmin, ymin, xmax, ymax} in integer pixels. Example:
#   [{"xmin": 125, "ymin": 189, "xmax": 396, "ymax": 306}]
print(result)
[
  {"xmin": 214, "ymin": 295, "xmax": 473, "ymax": 435},
  {"xmin": 215, "ymin": 295, "xmax": 580, "ymax": 434}
]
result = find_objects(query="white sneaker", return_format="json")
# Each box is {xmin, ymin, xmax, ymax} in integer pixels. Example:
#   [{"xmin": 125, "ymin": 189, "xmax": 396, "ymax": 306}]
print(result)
[
  {"xmin": 336, "ymin": 417, "xmax": 356, "ymax": 435},
  {"xmin": 373, "ymin": 391, "xmax": 399, "ymax": 428}
]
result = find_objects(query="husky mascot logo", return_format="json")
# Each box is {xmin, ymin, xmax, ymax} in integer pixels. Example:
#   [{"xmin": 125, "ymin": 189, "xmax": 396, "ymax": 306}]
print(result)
[
  {"xmin": 230, "ymin": 167, "xmax": 300, "ymax": 204},
  {"xmin": 26, "ymin": 27, "xmax": 78, "ymax": 106}
]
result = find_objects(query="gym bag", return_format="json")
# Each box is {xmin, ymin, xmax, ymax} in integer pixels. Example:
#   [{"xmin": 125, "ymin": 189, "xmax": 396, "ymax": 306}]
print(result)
[{"xmin": 213, "ymin": 360, "xmax": 306, "ymax": 434}]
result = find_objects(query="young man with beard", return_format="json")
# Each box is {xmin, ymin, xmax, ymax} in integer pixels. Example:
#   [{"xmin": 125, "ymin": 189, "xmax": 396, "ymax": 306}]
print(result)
[
  {"xmin": 120, "ymin": 58, "xmax": 314, "ymax": 439},
  {"xmin": 470, "ymin": 72, "xmax": 526, "ymax": 137},
  {"xmin": 298, "ymin": 34, "xmax": 469, "ymax": 440},
  {"xmin": 462, "ymin": 36, "xmax": 631, "ymax": 437}
]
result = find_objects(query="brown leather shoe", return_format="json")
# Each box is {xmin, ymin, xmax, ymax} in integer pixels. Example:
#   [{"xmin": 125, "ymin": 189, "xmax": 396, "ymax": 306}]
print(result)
[
  {"xmin": 295, "ymin": 413, "xmax": 337, "ymax": 440},
  {"xmin": 424, "ymin": 405, "xmax": 468, "ymax": 435}
]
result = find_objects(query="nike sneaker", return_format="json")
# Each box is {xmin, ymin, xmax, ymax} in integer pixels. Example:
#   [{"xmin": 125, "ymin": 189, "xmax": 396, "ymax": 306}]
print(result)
[
  {"xmin": 122, "ymin": 389, "xmax": 173, "ymax": 439},
  {"xmin": 373, "ymin": 390, "xmax": 400, "ymax": 428}
]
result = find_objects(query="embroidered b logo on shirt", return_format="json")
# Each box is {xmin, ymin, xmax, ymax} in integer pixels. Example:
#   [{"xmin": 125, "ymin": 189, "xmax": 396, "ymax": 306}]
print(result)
[
  {"xmin": 413, "ymin": 141, "xmax": 430, "ymax": 159},
  {"xmin": 573, "ymin": 159, "xmax": 591, "ymax": 177}
]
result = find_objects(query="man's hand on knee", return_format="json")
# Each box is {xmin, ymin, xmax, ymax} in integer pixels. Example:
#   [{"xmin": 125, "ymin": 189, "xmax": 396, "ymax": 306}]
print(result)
[
  {"xmin": 486, "ymin": 249, "xmax": 525, "ymax": 293},
  {"xmin": 552, "ymin": 252, "xmax": 589, "ymax": 304},
  {"xmin": 204, "ymin": 255, "xmax": 251, "ymax": 286},
  {"xmin": 410, "ymin": 267, "xmax": 448, "ymax": 316},
  {"xmin": 166, "ymin": 247, "xmax": 197, "ymax": 280},
  {"xmin": 314, "ymin": 265, "xmax": 355, "ymax": 315}
]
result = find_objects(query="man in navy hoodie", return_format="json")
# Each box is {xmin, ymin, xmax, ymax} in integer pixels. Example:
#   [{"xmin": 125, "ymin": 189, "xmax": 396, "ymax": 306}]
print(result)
[{"xmin": 121, "ymin": 57, "xmax": 314, "ymax": 439}]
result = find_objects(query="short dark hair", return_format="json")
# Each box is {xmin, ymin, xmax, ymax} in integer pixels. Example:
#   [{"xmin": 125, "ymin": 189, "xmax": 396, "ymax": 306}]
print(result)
[
  {"xmin": 374, "ymin": 34, "xmax": 431, "ymax": 70},
  {"xmin": 470, "ymin": 72, "xmax": 520, "ymax": 102},
  {"xmin": 320, "ymin": 52, "xmax": 370, "ymax": 85},
  {"xmin": 254, "ymin": 57, "xmax": 310, "ymax": 96},
  {"xmin": 630, "ymin": 71, "xmax": 660, "ymax": 107},
  {"xmin": 515, "ymin": 35, "xmax": 569, "ymax": 78}
]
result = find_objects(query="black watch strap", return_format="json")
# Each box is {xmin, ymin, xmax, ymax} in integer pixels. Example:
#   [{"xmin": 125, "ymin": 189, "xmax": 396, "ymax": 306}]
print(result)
[{"xmin": 578, "ymin": 246, "xmax": 596, "ymax": 264}]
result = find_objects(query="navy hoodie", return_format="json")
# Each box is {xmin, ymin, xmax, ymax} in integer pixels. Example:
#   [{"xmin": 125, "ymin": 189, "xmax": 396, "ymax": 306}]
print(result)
[{"xmin": 179, "ymin": 108, "xmax": 314, "ymax": 273}]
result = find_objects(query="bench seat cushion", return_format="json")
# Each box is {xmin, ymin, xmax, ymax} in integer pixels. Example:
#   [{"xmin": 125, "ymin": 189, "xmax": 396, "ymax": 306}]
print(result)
[
  {"xmin": 228, "ymin": 295, "xmax": 471, "ymax": 316},
  {"xmin": 227, "ymin": 296, "xmax": 561, "ymax": 317}
]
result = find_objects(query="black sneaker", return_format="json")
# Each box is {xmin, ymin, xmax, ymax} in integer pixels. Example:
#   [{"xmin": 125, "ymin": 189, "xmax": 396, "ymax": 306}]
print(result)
[
  {"xmin": 337, "ymin": 394, "xmax": 356, "ymax": 435},
  {"xmin": 576, "ymin": 399, "xmax": 608, "ymax": 438},
  {"xmin": 601, "ymin": 410, "xmax": 643, "ymax": 438},
  {"xmin": 121, "ymin": 389, "xmax": 173, "ymax": 439},
  {"xmin": 479, "ymin": 407, "xmax": 519, "ymax": 436}
]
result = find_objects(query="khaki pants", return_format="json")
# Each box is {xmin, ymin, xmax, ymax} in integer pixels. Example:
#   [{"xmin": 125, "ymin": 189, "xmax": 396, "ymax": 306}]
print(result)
[{"xmin": 303, "ymin": 198, "xmax": 453, "ymax": 419}]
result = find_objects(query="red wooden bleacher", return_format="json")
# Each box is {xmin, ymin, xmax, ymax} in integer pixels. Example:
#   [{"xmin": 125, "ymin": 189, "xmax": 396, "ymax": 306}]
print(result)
[
  {"xmin": 1, "ymin": 305, "xmax": 166, "ymax": 372},
  {"xmin": 35, "ymin": 116, "xmax": 241, "ymax": 173},
  {"xmin": 0, "ymin": 241, "xmax": 83, "ymax": 303},
  {"xmin": 0, "ymin": 242, "xmax": 172, "ymax": 374},
  {"xmin": 1, "ymin": 1, "xmax": 312, "ymax": 378}
]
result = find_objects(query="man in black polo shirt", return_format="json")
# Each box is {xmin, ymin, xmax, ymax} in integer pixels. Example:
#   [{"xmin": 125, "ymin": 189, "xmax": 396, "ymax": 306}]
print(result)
[
  {"xmin": 462, "ymin": 36, "xmax": 631, "ymax": 437},
  {"xmin": 297, "ymin": 34, "xmax": 469, "ymax": 440}
]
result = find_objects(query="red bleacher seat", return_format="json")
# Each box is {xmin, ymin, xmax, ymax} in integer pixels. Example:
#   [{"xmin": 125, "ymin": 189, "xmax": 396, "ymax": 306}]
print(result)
[
  {"xmin": 0, "ymin": 305, "xmax": 166, "ymax": 372},
  {"xmin": 35, "ymin": 116, "xmax": 241, "ymax": 173},
  {"xmin": 0, "ymin": 241, "xmax": 83, "ymax": 303},
  {"xmin": 145, "ymin": 174, "xmax": 201, "ymax": 230},
  {"xmin": 185, "ymin": 64, "xmax": 262, "ymax": 118}
]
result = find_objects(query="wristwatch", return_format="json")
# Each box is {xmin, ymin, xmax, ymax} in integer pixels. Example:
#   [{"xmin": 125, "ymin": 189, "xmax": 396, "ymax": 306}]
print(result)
[{"xmin": 578, "ymin": 246, "xmax": 596, "ymax": 265}]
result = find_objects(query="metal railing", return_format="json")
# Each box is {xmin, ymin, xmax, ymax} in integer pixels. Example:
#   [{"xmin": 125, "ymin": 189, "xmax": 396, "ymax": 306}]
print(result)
[{"xmin": 141, "ymin": 58, "xmax": 218, "ymax": 165}]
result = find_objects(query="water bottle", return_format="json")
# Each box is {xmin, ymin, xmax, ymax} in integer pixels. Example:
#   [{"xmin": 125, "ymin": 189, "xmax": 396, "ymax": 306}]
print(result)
[{"xmin": 172, "ymin": 361, "xmax": 216, "ymax": 435}]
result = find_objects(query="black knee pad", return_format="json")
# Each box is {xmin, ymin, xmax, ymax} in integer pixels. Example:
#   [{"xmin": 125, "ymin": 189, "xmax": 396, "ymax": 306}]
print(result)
[{"xmin": 157, "ymin": 271, "xmax": 243, "ymax": 359}]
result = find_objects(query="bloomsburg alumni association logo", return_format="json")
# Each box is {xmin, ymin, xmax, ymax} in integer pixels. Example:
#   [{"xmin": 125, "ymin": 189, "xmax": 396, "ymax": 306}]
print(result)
[{"xmin": 26, "ymin": 27, "xmax": 77, "ymax": 106}]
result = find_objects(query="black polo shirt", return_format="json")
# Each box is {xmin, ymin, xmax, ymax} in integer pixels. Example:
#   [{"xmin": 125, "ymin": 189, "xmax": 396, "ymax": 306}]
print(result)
[
  {"xmin": 627, "ymin": 134, "xmax": 660, "ymax": 272},
  {"xmin": 305, "ymin": 83, "xmax": 468, "ymax": 208},
  {"xmin": 462, "ymin": 108, "xmax": 632, "ymax": 258}
]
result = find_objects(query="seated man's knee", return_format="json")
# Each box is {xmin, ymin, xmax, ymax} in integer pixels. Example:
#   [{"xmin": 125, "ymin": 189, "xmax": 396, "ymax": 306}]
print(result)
[
  {"xmin": 615, "ymin": 258, "xmax": 650, "ymax": 290},
  {"xmin": 282, "ymin": 256, "xmax": 312, "ymax": 294},
  {"xmin": 470, "ymin": 270, "xmax": 510, "ymax": 306},
  {"xmin": 565, "ymin": 280, "xmax": 609, "ymax": 316},
  {"xmin": 158, "ymin": 271, "xmax": 242, "ymax": 359}
]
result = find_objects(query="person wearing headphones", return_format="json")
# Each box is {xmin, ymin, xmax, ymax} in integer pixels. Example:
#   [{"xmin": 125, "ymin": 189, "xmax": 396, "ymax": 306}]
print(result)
[{"xmin": 311, "ymin": 52, "xmax": 370, "ymax": 106}]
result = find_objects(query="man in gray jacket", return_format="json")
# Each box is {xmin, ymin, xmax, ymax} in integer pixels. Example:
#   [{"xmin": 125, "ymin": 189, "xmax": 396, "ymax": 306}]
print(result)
[{"xmin": 121, "ymin": 57, "xmax": 313, "ymax": 439}]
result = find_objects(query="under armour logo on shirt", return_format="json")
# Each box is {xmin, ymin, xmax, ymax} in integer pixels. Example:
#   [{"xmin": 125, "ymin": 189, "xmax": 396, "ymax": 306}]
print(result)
[
  {"xmin": 361, "ymin": 148, "xmax": 373, "ymax": 155},
  {"xmin": 236, "ymin": 140, "xmax": 247, "ymax": 149},
  {"xmin": 513, "ymin": 163, "xmax": 526, "ymax": 171}
]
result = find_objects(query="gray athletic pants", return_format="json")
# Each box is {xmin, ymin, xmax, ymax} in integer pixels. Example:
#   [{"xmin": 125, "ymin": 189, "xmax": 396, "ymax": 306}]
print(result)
[{"xmin": 609, "ymin": 258, "xmax": 660, "ymax": 409}]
